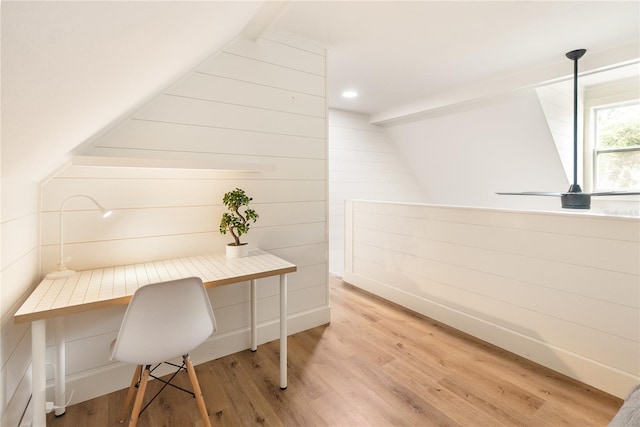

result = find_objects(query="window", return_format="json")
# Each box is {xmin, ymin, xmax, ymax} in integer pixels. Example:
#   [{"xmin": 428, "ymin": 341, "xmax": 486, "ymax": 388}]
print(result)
[
  {"xmin": 584, "ymin": 76, "xmax": 640, "ymax": 192},
  {"xmin": 591, "ymin": 102, "xmax": 640, "ymax": 191}
]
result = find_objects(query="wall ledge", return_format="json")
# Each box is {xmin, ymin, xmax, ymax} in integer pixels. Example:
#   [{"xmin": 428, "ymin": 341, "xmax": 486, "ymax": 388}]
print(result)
[{"xmin": 71, "ymin": 155, "xmax": 273, "ymax": 172}]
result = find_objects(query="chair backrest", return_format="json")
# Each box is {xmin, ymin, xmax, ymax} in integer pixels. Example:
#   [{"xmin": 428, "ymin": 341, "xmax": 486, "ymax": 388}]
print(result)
[{"xmin": 110, "ymin": 277, "xmax": 217, "ymax": 365}]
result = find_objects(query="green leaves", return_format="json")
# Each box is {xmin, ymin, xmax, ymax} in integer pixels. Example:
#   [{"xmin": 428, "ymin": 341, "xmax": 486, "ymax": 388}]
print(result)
[
  {"xmin": 597, "ymin": 104, "xmax": 640, "ymax": 149},
  {"xmin": 219, "ymin": 188, "xmax": 259, "ymax": 246}
]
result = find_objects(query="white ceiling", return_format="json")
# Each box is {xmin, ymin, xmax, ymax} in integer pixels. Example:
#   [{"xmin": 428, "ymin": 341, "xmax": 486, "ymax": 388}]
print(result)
[
  {"xmin": 2, "ymin": 1, "xmax": 638, "ymax": 182},
  {"xmin": 1, "ymin": 1, "xmax": 263, "ymax": 181},
  {"xmin": 270, "ymin": 1, "xmax": 640, "ymax": 121}
]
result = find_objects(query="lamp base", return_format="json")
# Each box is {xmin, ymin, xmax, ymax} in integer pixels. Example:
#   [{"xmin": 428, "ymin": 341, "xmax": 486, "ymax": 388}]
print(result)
[{"xmin": 46, "ymin": 269, "xmax": 77, "ymax": 279}]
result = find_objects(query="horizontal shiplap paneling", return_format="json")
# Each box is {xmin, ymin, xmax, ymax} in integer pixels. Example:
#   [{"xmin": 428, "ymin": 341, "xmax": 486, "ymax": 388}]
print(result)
[
  {"xmin": 1, "ymin": 181, "xmax": 40, "ymax": 426},
  {"xmin": 1, "ymin": 248, "xmax": 39, "ymax": 323},
  {"xmin": 363, "ymin": 202, "xmax": 639, "ymax": 242},
  {"xmin": 170, "ymin": 72, "xmax": 325, "ymax": 118},
  {"xmin": 224, "ymin": 37, "xmax": 325, "ymax": 77},
  {"xmin": 1, "ymin": 318, "xmax": 31, "ymax": 418},
  {"xmin": 344, "ymin": 200, "xmax": 640, "ymax": 398},
  {"xmin": 38, "ymin": 32, "xmax": 329, "ymax": 405},
  {"xmin": 43, "ymin": 177, "xmax": 325, "ymax": 212},
  {"xmin": 94, "ymin": 120, "xmax": 325, "ymax": 160},
  {"xmin": 328, "ymin": 110, "xmax": 425, "ymax": 275},
  {"xmin": 198, "ymin": 52, "xmax": 325, "ymax": 97},
  {"xmin": 1, "ymin": 214, "xmax": 38, "ymax": 271},
  {"xmin": 354, "ymin": 209, "xmax": 639, "ymax": 274},
  {"xmin": 134, "ymin": 95, "xmax": 325, "ymax": 138},
  {"xmin": 40, "ymin": 228, "xmax": 325, "ymax": 274},
  {"xmin": 40, "ymin": 202, "xmax": 325, "ymax": 245}
]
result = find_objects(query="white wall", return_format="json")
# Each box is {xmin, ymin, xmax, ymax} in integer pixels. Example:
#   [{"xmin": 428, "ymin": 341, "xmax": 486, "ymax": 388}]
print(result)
[
  {"xmin": 386, "ymin": 90, "xmax": 570, "ymax": 212},
  {"xmin": 0, "ymin": 180, "xmax": 40, "ymax": 426},
  {"xmin": 344, "ymin": 200, "xmax": 640, "ymax": 399},
  {"xmin": 535, "ymin": 79, "xmax": 576, "ymax": 185},
  {"xmin": 385, "ymin": 87, "xmax": 640, "ymax": 216},
  {"xmin": 328, "ymin": 110, "xmax": 425, "ymax": 275},
  {"xmin": 28, "ymin": 32, "xmax": 329, "ymax": 408}
]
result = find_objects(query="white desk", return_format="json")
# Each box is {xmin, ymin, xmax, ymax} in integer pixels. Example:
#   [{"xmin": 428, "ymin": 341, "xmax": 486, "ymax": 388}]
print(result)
[{"xmin": 14, "ymin": 249, "xmax": 296, "ymax": 427}]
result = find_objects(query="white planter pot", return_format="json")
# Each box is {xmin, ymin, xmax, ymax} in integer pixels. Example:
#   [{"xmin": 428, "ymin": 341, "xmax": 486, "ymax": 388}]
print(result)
[{"xmin": 226, "ymin": 243, "xmax": 249, "ymax": 258}]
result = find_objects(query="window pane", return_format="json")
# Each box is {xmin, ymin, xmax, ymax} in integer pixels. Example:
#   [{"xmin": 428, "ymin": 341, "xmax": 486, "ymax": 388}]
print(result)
[
  {"xmin": 596, "ymin": 103, "xmax": 640, "ymax": 149},
  {"xmin": 596, "ymin": 150, "xmax": 640, "ymax": 190}
]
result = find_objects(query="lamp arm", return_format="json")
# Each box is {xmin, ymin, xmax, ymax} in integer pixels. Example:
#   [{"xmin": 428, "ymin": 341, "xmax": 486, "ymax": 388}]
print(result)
[
  {"xmin": 56, "ymin": 195, "xmax": 111, "ymax": 269},
  {"xmin": 59, "ymin": 194, "xmax": 110, "ymax": 214}
]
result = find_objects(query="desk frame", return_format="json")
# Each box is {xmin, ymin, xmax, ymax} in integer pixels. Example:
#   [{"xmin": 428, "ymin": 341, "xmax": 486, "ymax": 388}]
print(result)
[{"xmin": 15, "ymin": 249, "xmax": 295, "ymax": 427}]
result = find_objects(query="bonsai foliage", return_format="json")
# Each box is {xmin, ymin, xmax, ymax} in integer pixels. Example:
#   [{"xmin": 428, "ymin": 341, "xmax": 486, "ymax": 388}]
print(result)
[{"xmin": 219, "ymin": 188, "xmax": 259, "ymax": 246}]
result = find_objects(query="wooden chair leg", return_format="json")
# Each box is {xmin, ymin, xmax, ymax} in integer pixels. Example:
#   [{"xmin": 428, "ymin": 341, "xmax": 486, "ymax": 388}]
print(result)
[
  {"xmin": 184, "ymin": 355, "xmax": 211, "ymax": 427},
  {"xmin": 129, "ymin": 365, "xmax": 151, "ymax": 427},
  {"xmin": 119, "ymin": 365, "xmax": 142, "ymax": 423}
]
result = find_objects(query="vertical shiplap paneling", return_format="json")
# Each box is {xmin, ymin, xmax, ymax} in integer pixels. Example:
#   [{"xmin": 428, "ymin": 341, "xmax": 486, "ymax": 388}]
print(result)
[
  {"xmin": 38, "ymin": 32, "xmax": 329, "ymax": 405},
  {"xmin": 328, "ymin": 109, "xmax": 425, "ymax": 275},
  {"xmin": 343, "ymin": 200, "xmax": 640, "ymax": 399}
]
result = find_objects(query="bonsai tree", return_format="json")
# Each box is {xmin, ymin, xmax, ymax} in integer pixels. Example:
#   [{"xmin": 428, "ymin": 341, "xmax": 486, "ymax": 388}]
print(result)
[{"xmin": 219, "ymin": 188, "xmax": 259, "ymax": 246}]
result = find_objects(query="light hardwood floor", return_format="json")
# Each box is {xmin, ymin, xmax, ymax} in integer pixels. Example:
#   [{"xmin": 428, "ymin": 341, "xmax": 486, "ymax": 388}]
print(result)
[{"xmin": 47, "ymin": 276, "xmax": 623, "ymax": 426}]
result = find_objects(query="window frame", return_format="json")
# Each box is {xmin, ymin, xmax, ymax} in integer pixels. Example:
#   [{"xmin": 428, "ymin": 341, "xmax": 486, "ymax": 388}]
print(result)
[{"xmin": 583, "ymin": 77, "xmax": 640, "ymax": 193}]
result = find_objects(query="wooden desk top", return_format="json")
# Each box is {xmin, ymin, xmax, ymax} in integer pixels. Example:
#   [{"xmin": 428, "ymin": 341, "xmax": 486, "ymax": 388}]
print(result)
[{"xmin": 14, "ymin": 249, "xmax": 296, "ymax": 323}]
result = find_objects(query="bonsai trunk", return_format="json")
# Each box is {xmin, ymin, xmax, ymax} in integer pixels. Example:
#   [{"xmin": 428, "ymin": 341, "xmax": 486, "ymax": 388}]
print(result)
[
  {"xmin": 229, "ymin": 228, "xmax": 241, "ymax": 246},
  {"xmin": 230, "ymin": 207, "xmax": 246, "ymax": 246}
]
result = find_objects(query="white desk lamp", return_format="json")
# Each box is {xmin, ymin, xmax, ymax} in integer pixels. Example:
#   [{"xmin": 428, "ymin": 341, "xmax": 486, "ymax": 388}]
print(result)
[{"xmin": 46, "ymin": 195, "xmax": 112, "ymax": 279}]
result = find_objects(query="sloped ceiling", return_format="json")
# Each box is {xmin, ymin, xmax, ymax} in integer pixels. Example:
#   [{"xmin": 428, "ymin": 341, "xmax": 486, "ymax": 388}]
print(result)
[
  {"xmin": 2, "ymin": 1, "xmax": 638, "ymax": 183},
  {"xmin": 1, "ymin": 0, "xmax": 265, "ymax": 182}
]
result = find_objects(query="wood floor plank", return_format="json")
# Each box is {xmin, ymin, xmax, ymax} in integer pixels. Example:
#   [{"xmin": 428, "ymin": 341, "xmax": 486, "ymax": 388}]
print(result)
[
  {"xmin": 211, "ymin": 353, "xmax": 285, "ymax": 427},
  {"xmin": 309, "ymin": 390, "xmax": 372, "ymax": 426},
  {"xmin": 383, "ymin": 358, "xmax": 506, "ymax": 427},
  {"xmin": 47, "ymin": 277, "xmax": 623, "ymax": 426}
]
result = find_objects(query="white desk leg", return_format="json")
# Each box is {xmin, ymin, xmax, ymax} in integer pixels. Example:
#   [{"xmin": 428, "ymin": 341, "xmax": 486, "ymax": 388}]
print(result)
[
  {"xmin": 280, "ymin": 274, "xmax": 287, "ymax": 390},
  {"xmin": 54, "ymin": 317, "xmax": 66, "ymax": 416},
  {"xmin": 250, "ymin": 279, "xmax": 257, "ymax": 351},
  {"xmin": 32, "ymin": 319, "xmax": 47, "ymax": 427}
]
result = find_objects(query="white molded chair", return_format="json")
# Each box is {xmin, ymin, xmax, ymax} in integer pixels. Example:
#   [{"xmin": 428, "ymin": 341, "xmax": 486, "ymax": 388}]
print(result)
[{"xmin": 110, "ymin": 277, "xmax": 217, "ymax": 427}]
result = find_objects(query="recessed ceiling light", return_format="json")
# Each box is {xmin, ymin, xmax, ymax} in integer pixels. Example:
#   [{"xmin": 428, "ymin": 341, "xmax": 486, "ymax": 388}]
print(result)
[{"xmin": 342, "ymin": 90, "xmax": 358, "ymax": 98}]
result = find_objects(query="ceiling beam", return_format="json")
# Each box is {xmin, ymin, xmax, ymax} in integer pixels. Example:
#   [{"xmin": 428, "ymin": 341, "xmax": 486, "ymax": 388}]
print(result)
[{"xmin": 370, "ymin": 42, "xmax": 640, "ymax": 126}]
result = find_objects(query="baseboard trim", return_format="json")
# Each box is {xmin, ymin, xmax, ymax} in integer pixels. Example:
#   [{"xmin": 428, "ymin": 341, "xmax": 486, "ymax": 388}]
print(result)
[{"xmin": 344, "ymin": 271, "xmax": 636, "ymax": 399}]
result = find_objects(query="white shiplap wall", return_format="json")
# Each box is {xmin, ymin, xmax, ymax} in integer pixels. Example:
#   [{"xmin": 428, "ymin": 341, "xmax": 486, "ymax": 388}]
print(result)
[
  {"xmin": 1, "ymin": 180, "xmax": 40, "ymax": 427},
  {"xmin": 328, "ymin": 110, "xmax": 425, "ymax": 275},
  {"xmin": 37, "ymin": 32, "xmax": 329, "ymax": 404},
  {"xmin": 344, "ymin": 200, "xmax": 640, "ymax": 399}
]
